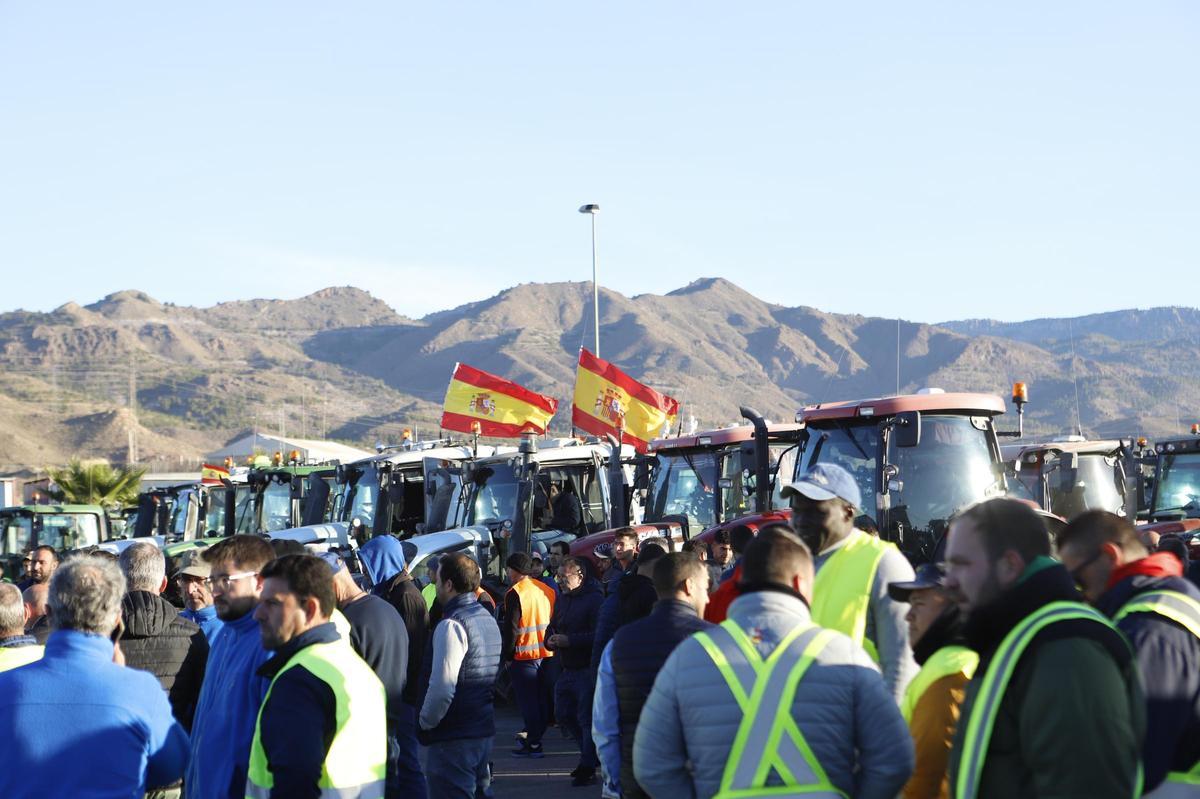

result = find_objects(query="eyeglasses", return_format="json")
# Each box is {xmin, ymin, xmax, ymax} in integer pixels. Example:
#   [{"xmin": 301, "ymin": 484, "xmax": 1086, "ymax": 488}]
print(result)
[
  {"xmin": 1069, "ymin": 550, "xmax": 1104, "ymax": 591},
  {"xmin": 206, "ymin": 571, "xmax": 258, "ymax": 590}
]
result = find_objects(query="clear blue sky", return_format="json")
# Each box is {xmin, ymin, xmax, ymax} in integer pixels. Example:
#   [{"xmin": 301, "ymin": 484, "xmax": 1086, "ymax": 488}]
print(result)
[{"xmin": 1, "ymin": 2, "xmax": 1196, "ymax": 322}]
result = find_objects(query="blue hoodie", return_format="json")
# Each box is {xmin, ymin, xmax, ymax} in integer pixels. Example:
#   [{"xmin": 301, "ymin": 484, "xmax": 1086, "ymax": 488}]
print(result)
[
  {"xmin": 360, "ymin": 535, "xmax": 408, "ymax": 592},
  {"xmin": 181, "ymin": 604, "xmax": 224, "ymax": 645},
  {"xmin": 0, "ymin": 629, "xmax": 189, "ymax": 798},
  {"xmin": 183, "ymin": 610, "xmax": 271, "ymax": 799}
]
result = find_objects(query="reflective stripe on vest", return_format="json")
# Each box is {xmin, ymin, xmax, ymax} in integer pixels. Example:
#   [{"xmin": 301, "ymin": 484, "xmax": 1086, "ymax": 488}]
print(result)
[
  {"xmin": 508, "ymin": 578, "xmax": 554, "ymax": 660},
  {"xmin": 901, "ymin": 644, "xmax": 978, "ymax": 723},
  {"xmin": 246, "ymin": 640, "xmax": 387, "ymax": 799},
  {"xmin": 811, "ymin": 531, "xmax": 892, "ymax": 662},
  {"xmin": 0, "ymin": 644, "xmax": 43, "ymax": 673},
  {"xmin": 954, "ymin": 601, "xmax": 1136, "ymax": 799},
  {"xmin": 1115, "ymin": 590, "xmax": 1200, "ymax": 792},
  {"xmin": 693, "ymin": 620, "xmax": 848, "ymax": 799}
]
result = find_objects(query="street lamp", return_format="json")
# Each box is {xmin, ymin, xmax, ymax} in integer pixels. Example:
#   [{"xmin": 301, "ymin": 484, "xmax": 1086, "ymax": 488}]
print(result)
[{"xmin": 578, "ymin": 203, "xmax": 600, "ymax": 356}]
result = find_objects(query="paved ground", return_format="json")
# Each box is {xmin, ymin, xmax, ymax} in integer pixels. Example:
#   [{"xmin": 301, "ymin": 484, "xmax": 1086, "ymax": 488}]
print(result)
[{"xmin": 489, "ymin": 703, "xmax": 600, "ymax": 799}]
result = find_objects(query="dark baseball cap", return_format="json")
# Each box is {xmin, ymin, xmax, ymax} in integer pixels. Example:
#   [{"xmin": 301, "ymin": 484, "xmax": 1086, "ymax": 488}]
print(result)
[
  {"xmin": 887, "ymin": 563, "xmax": 946, "ymax": 602},
  {"xmin": 780, "ymin": 463, "xmax": 862, "ymax": 510},
  {"xmin": 506, "ymin": 552, "xmax": 535, "ymax": 575},
  {"xmin": 317, "ymin": 551, "xmax": 345, "ymax": 575}
]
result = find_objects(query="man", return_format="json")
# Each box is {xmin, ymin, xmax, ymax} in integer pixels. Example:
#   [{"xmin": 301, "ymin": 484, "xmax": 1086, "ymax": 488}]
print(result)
[
  {"xmin": 23, "ymin": 582, "xmax": 51, "ymax": 644},
  {"xmin": 0, "ymin": 554, "xmax": 189, "ymax": 798},
  {"xmin": 184, "ymin": 534, "xmax": 276, "ymax": 799},
  {"xmin": 175, "ymin": 548, "xmax": 223, "ymax": 643},
  {"xmin": 704, "ymin": 525, "xmax": 757, "ymax": 621},
  {"xmin": 1058, "ymin": 509, "xmax": 1200, "ymax": 795},
  {"xmin": 634, "ymin": 526, "xmax": 914, "ymax": 798},
  {"xmin": 616, "ymin": 543, "xmax": 667, "ymax": 628},
  {"xmin": 325, "ymin": 552, "xmax": 411, "ymax": 799},
  {"xmin": 590, "ymin": 530, "xmax": 649, "ymax": 673},
  {"xmin": 546, "ymin": 555, "xmax": 605, "ymax": 785},
  {"xmin": 0, "ymin": 582, "xmax": 42, "ymax": 671},
  {"xmin": 548, "ymin": 540, "xmax": 571, "ymax": 576},
  {"xmin": 607, "ymin": 528, "xmax": 639, "ymax": 594},
  {"xmin": 504, "ymin": 552, "xmax": 556, "ymax": 758},
  {"xmin": 118, "ymin": 542, "xmax": 209, "ymax": 728},
  {"xmin": 15, "ymin": 549, "xmax": 33, "ymax": 589},
  {"xmin": 709, "ymin": 528, "xmax": 735, "ymax": 588},
  {"xmin": 549, "ymin": 481, "xmax": 583, "ymax": 534},
  {"xmin": 785, "ymin": 463, "xmax": 917, "ymax": 702},
  {"xmin": 249, "ymin": 554, "xmax": 386, "ymax": 799},
  {"xmin": 943, "ymin": 498, "xmax": 1143, "ymax": 799},
  {"xmin": 359, "ymin": 535, "xmax": 429, "ymax": 798},
  {"xmin": 887, "ymin": 564, "xmax": 977, "ymax": 799},
  {"xmin": 594, "ymin": 552, "xmax": 712, "ymax": 799},
  {"xmin": 419, "ymin": 552, "xmax": 503, "ymax": 799},
  {"xmin": 26, "ymin": 544, "xmax": 58, "ymax": 588}
]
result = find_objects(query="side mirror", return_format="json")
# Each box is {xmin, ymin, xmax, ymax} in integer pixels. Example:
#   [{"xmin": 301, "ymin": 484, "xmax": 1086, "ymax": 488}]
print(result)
[{"xmin": 894, "ymin": 411, "xmax": 921, "ymax": 448}]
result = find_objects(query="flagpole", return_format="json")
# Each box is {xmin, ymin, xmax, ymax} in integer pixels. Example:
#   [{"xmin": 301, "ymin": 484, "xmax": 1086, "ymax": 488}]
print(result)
[{"xmin": 579, "ymin": 204, "xmax": 600, "ymax": 357}]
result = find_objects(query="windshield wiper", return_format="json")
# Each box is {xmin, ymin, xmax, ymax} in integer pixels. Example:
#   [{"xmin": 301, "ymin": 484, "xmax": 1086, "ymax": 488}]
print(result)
[
  {"xmin": 681, "ymin": 453, "xmax": 712, "ymax": 491},
  {"xmin": 836, "ymin": 420, "xmax": 872, "ymax": 462}
]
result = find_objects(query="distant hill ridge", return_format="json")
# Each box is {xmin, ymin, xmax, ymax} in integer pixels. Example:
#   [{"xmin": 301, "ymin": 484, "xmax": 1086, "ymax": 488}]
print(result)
[{"xmin": 1, "ymin": 280, "xmax": 1199, "ymax": 470}]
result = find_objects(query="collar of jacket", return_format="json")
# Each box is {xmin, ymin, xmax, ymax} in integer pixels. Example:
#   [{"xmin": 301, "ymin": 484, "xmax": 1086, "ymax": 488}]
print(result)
[
  {"xmin": 568, "ymin": 578, "xmax": 602, "ymax": 598},
  {"xmin": 728, "ymin": 584, "xmax": 813, "ymax": 622},
  {"xmin": 0, "ymin": 633, "xmax": 37, "ymax": 648},
  {"xmin": 224, "ymin": 603, "xmax": 262, "ymax": 634},
  {"xmin": 650, "ymin": 598, "xmax": 701, "ymax": 620},
  {"xmin": 184, "ymin": 604, "xmax": 219, "ymax": 621},
  {"xmin": 256, "ymin": 621, "xmax": 340, "ymax": 679},
  {"xmin": 912, "ymin": 602, "xmax": 967, "ymax": 665},
  {"xmin": 121, "ymin": 590, "xmax": 180, "ymax": 637},
  {"xmin": 736, "ymin": 580, "xmax": 811, "ymax": 608},
  {"xmin": 442, "ymin": 592, "xmax": 477, "ymax": 614},
  {"xmin": 1096, "ymin": 568, "xmax": 1200, "ymax": 617},
  {"xmin": 963, "ymin": 560, "xmax": 1079, "ymax": 658},
  {"xmin": 1106, "ymin": 551, "xmax": 1183, "ymax": 590},
  {"xmin": 44, "ymin": 628, "xmax": 115, "ymax": 660}
]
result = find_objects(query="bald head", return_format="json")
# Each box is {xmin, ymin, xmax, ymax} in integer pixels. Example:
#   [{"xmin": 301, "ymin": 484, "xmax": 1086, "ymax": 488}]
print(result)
[
  {"xmin": 329, "ymin": 564, "xmax": 361, "ymax": 606},
  {"xmin": 23, "ymin": 583, "xmax": 49, "ymax": 624},
  {"xmin": 0, "ymin": 583, "xmax": 24, "ymax": 637}
]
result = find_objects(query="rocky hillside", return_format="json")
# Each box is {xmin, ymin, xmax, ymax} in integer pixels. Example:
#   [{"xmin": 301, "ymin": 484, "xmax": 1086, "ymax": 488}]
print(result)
[{"xmin": 2, "ymin": 280, "xmax": 1198, "ymax": 471}]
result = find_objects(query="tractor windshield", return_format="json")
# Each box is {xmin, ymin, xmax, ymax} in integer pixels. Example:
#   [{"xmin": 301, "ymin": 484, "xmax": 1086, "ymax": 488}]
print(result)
[
  {"xmin": 0, "ymin": 511, "xmax": 101, "ymax": 554},
  {"xmin": 796, "ymin": 420, "xmax": 881, "ymax": 519},
  {"xmin": 465, "ymin": 463, "xmax": 521, "ymax": 526},
  {"xmin": 205, "ymin": 488, "xmax": 228, "ymax": 536},
  {"xmin": 260, "ymin": 481, "xmax": 292, "ymax": 532},
  {"xmin": 1153, "ymin": 452, "xmax": 1200, "ymax": 518},
  {"xmin": 646, "ymin": 450, "xmax": 722, "ymax": 532},
  {"xmin": 341, "ymin": 464, "xmax": 381, "ymax": 528},
  {"xmin": 1016, "ymin": 451, "xmax": 1124, "ymax": 518}
]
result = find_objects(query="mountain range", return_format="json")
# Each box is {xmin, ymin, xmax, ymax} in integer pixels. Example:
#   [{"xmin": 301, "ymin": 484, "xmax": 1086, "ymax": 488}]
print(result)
[{"xmin": 2, "ymin": 278, "xmax": 1198, "ymax": 473}]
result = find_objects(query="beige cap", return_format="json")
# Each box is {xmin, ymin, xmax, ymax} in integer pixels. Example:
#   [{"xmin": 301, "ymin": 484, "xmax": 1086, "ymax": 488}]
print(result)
[{"xmin": 175, "ymin": 548, "xmax": 211, "ymax": 579}]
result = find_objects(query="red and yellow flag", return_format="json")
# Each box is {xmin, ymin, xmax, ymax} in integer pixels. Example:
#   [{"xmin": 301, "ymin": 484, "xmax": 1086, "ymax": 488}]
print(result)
[
  {"xmin": 200, "ymin": 463, "xmax": 229, "ymax": 484},
  {"xmin": 441, "ymin": 363, "xmax": 559, "ymax": 438},
  {"xmin": 572, "ymin": 349, "xmax": 679, "ymax": 452}
]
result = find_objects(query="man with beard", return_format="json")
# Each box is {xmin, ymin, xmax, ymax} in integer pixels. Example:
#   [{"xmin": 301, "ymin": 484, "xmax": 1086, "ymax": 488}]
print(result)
[
  {"xmin": 184, "ymin": 535, "xmax": 276, "ymax": 799},
  {"xmin": 783, "ymin": 463, "xmax": 917, "ymax": 702},
  {"xmin": 888, "ymin": 564, "xmax": 977, "ymax": 799},
  {"xmin": 943, "ymin": 498, "xmax": 1143, "ymax": 799}
]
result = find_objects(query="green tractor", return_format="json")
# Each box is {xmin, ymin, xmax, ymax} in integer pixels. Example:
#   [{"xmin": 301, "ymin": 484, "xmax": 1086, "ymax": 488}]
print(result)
[{"xmin": 0, "ymin": 504, "xmax": 114, "ymax": 578}]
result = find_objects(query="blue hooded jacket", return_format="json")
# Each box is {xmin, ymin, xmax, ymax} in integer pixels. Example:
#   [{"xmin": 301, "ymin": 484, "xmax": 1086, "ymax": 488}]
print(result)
[
  {"xmin": 183, "ymin": 609, "xmax": 271, "ymax": 799},
  {"xmin": 181, "ymin": 604, "xmax": 224, "ymax": 645},
  {"xmin": 360, "ymin": 536, "xmax": 408, "ymax": 592},
  {"xmin": 0, "ymin": 629, "xmax": 189, "ymax": 798}
]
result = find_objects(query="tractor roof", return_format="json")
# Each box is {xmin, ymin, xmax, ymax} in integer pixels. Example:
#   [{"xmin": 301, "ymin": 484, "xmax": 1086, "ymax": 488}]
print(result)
[
  {"xmin": 650, "ymin": 422, "xmax": 804, "ymax": 451},
  {"xmin": 800, "ymin": 391, "xmax": 1006, "ymax": 423}
]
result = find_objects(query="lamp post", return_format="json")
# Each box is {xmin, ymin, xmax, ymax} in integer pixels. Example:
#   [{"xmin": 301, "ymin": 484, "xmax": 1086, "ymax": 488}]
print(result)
[{"xmin": 578, "ymin": 203, "xmax": 600, "ymax": 356}]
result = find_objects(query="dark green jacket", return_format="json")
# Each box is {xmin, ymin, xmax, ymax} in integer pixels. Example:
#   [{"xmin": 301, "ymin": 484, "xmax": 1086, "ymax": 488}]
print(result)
[{"xmin": 948, "ymin": 561, "xmax": 1144, "ymax": 799}]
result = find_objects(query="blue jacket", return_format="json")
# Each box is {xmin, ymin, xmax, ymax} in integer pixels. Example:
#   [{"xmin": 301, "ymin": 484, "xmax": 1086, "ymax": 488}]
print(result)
[
  {"xmin": 548, "ymin": 578, "xmax": 604, "ymax": 670},
  {"xmin": 1097, "ymin": 570, "xmax": 1200, "ymax": 792},
  {"xmin": 591, "ymin": 567, "xmax": 632, "ymax": 672},
  {"xmin": 184, "ymin": 609, "xmax": 272, "ymax": 799},
  {"xmin": 418, "ymin": 593, "xmax": 502, "ymax": 744},
  {"xmin": 181, "ymin": 604, "xmax": 224, "ymax": 645},
  {"xmin": 0, "ymin": 629, "xmax": 189, "ymax": 798}
]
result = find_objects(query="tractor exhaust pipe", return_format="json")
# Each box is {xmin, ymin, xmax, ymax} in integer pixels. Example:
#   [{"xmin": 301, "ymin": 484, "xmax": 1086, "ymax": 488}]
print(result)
[{"xmin": 740, "ymin": 406, "xmax": 772, "ymax": 513}]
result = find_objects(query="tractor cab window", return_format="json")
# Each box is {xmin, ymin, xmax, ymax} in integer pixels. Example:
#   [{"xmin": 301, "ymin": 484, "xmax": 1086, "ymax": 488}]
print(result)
[
  {"xmin": 797, "ymin": 421, "xmax": 880, "ymax": 517},
  {"xmin": 233, "ymin": 486, "xmax": 255, "ymax": 534},
  {"xmin": 647, "ymin": 450, "xmax": 720, "ymax": 533},
  {"xmin": 1153, "ymin": 452, "xmax": 1200, "ymax": 518},
  {"xmin": 260, "ymin": 480, "xmax": 292, "ymax": 532},
  {"xmin": 1, "ymin": 514, "xmax": 33, "ymax": 557},
  {"xmin": 343, "ymin": 465, "xmax": 381, "ymax": 531},
  {"xmin": 205, "ymin": 489, "xmax": 228, "ymax": 536},
  {"xmin": 466, "ymin": 463, "xmax": 521, "ymax": 527}
]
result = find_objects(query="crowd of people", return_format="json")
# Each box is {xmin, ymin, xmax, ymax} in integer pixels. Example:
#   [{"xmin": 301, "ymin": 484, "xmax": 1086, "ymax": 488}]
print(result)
[{"xmin": 0, "ymin": 459, "xmax": 1198, "ymax": 799}]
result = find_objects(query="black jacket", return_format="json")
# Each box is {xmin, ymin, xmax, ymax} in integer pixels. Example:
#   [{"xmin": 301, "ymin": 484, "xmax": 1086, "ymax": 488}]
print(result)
[
  {"xmin": 341, "ymin": 593, "xmax": 409, "ymax": 723},
  {"xmin": 546, "ymin": 578, "xmax": 604, "ymax": 670},
  {"xmin": 610, "ymin": 599, "xmax": 711, "ymax": 799},
  {"xmin": 120, "ymin": 590, "xmax": 208, "ymax": 728},
  {"xmin": 617, "ymin": 573, "xmax": 657, "ymax": 627},
  {"xmin": 378, "ymin": 573, "xmax": 428, "ymax": 706},
  {"xmin": 1097, "ymin": 571, "xmax": 1200, "ymax": 791},
  {"xmin": 256, "ymin": 623, "xmax": 340, "ymax": 799}
]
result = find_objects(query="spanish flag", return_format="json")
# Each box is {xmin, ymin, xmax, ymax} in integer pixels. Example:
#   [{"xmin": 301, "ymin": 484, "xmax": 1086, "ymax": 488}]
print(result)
[
  {"xmin": 200, "ymin": 463, "xmax": 230, "ymax": 484},
  {"xmin": 441, "ymin": 363, "xmax": 559, "ymax": 438},
  {"xmin": 572, "ymin": 349, "xmax": 679, "ymax": 452}
]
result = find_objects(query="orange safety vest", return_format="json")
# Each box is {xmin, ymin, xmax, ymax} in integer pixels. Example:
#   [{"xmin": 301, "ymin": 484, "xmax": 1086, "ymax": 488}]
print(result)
[{"xmin": 508, "ymin": 577, "xmax": 555, "ymax": 660}]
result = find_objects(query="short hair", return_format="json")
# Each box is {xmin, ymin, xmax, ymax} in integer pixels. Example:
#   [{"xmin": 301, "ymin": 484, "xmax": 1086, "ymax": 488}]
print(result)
[
  {"xmin": 0, "ymin": 583, "xmax": 24, "ymax": 634},
  {"xmin": 22, "ymin": 583, "xmax": 48, "ymax": 614},
  {"xmin": 713, "ymin": 529, "xmax": 731, "ymax": 545},
  {"xmin": 641, "ymin": 535, "xmax": 669, "ymax": 552},
  {"xmin": 612, "ymin": 527, "xmax": 639, "ymax": 545},
  {"xmin": 203, "ymin": 534, "xmax": 276, "ymax": 573},
  {"xmin": 49, "ymin": 554, "xmax": 125, "ymax": 635},
  {"xmin": 652, "ymin": 552, "xmax": 706, "ymax": 598},
  {"xmin": 730, "ymin": 525, "xmax": 755, "ymax": 555},
  {"xmin": 33, "ymin": 545, "xmax": 59, "ymax": 563},
  {"xmin": 1057, "ymin": 510, "xmax": 1145, "ymax": 557},
  {"xmin": 638, "ymin": 543, "xmax": 667, "ymax": 567},
  {"xmin": 560, "ymin": 555, "xmax": 585, "ymax": 574},
  {"xmin": 741, "ymin": 524, "xmax": 812, "ymax": 587},
  {"xmin": 119, "ymin": 541, "xmax": 166, "ymax": 592},
  {"xmin": 270, "ymin": 539, "xmax": 306, "ymax": 558},
  {"xmin": 260, "ymin": 554, "xmax": 335, "ymax": 617},
  {"xmin": 680, "ymin": 540, "xmax": 700, "ymax": 553},
  {"xmin": 549, "ymin": 540, "xmax": 571, "ymax": 556},
  {"xmin": 1158, "ymin": 535, "xmax": 1189, "ymax": 568},
  {"xmin": 438, "ymin": 552, "xmax": 481, "ymax": 593},
  {"xmin": 954, "ymin": 498, "xmax": 1051, "ymax": 563}
]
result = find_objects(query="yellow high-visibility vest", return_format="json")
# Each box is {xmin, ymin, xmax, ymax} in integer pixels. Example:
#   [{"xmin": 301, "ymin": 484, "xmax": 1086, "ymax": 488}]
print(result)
[
  {"xmin": 811, "ymin": 530, "xmax": 894, "ymax": 661},
  {"xmin": 246, "ymin": 639, "xmax": 387, "ymax": 799},
  {"xmin": 0, "ymin": 644, "xmax": 43, "ymax": 673},
  {"xmin": 692, "ymin": 620, "xmax": 847, "ymax": 799},
  {"xmin": 900, "ymin": 644, "xmax": 977, "ymax": 723}
]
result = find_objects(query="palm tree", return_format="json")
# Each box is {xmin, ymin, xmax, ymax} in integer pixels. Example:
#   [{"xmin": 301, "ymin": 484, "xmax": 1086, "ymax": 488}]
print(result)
[{"xmin": 47, "ymin": 459, "xmax": 147, "ymax": 510}]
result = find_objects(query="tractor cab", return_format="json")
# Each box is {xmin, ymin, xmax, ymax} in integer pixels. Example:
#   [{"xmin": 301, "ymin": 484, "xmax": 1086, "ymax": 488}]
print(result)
[
  {"xmin": 793, "ymin": 389, "xmax": 1018, "ymax": 563},
  {"xmin": 239, "ymin": 453, "xmax": 340, "ymax": 535},
  {"xmin": 0, "ymin": 504, "xmax": 112, "ymax": 575},
  {"xmin": 1143, "ymin": 433, "xmax": 1200, "ymax": 526},
  {"xmin": 1003, "ymin": 438, "xmax": 1131, "ymax": 520}
]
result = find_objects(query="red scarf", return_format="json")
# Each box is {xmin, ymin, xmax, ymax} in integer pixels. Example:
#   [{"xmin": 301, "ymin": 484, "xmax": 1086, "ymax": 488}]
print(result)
[{"xmin": 1106, "ymin": 551, "xmax": 1183, "ymax": 590}]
